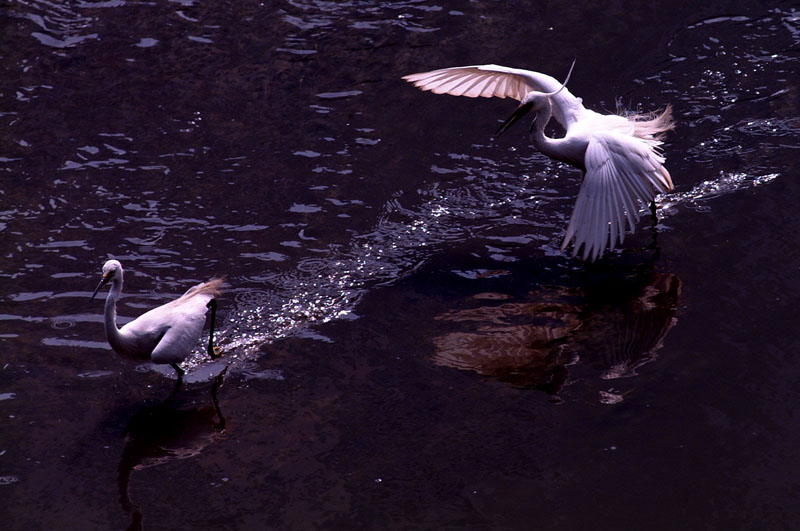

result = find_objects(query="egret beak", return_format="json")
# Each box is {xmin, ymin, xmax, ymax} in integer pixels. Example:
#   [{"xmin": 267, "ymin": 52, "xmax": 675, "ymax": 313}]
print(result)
[
  {"xmin": 495, "ymin": 101, "xmax": 533, "ymax": 137},
  {"xmin": 90, "ymin": 273, "xmax": 111, "ymax": 302}
]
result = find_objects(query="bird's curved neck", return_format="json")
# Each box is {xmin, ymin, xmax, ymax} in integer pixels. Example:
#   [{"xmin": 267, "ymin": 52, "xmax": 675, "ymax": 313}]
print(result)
[
  {"xmin": 530, "ymin": 102, "xmax": 582, "ymax": 168},
  {"xmin": 104, "ymin": 276, "xmax": 125, "ymax": 353},
  {"xmin": 530, "ymin": 104, "xmax": 556, "ymax": 154}
]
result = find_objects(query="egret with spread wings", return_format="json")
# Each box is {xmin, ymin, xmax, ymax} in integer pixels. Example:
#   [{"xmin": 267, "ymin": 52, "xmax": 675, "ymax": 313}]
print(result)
[{"xmin": 402, "ymin": 63, "xmax": 674, "ymax": 261}]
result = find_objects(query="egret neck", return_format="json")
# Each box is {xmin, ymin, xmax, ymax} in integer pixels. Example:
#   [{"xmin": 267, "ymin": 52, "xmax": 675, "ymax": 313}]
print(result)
[{"xmin": 102, "ymin": 271, "xmax": 127, "ymax": 355}]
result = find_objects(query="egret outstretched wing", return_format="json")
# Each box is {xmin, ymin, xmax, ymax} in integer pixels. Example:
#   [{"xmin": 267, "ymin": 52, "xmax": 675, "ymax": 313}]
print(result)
[
  {"xmin": 563, "ymin": 133, "xmax": 673, "ymax": 261},
  {"xmin": 403, "ymin": 64, "xmax": 586, "ymax": 128}
]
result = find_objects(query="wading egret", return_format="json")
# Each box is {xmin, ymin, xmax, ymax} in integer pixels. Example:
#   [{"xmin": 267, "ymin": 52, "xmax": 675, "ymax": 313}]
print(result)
[
  {"xmin": 403, "ymin": 63, "xmax": 675, "ymax": 261},
  {"xmin": 91, "ymin": 259, "xmax": 223, "ymax": 382}
]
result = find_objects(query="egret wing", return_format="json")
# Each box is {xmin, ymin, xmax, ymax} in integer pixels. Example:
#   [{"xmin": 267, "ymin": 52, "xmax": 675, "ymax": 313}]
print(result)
[
  {"xmin": 562, "ymin": 133, "xmax": 673, "ymax": 261},
  {"xmin": 402, "ymin": 65, "xmax": 556, "ymax": 100},
  {"xmin": 115, "ymin": 305, "xmax": 173, "ymax": 360},
  {"xmin": 402, "ymin": 64, "xmax": 586, "ymax": 128},
  {"xmin": 149, "ymin": 298, "xmax": 210, "ymax": 365}
]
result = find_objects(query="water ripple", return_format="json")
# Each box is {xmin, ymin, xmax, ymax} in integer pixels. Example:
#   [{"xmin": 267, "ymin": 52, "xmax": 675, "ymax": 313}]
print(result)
[{"xmin": 11, "ymin": 0, "xmax": 99, "ymax": 49}]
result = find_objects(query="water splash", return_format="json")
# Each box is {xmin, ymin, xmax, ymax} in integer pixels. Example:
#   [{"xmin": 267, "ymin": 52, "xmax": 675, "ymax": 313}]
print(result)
[
  {"xmin": 658, "ymin": 171, "xmax": 779, "ymax": 216},
  {"xmin": 185, "ymin": 160, "xmax": 778, "ymax": 371},
  {"xmin": 184, "ymin": 152, "xmax": 570, "ymax": 367}
]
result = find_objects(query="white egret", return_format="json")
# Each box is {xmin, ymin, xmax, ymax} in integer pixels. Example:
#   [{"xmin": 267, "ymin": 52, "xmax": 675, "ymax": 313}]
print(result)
[
  {"xmin": 91, "ymin": 259, "xmax": 223, "ymax": 382},
  {"xmin": 403, "ymin": 62, "xmax": 675, "ymax": 261}
]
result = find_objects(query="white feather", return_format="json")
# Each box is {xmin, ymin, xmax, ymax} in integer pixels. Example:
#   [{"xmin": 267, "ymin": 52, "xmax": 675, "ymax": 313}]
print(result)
[{"xmin": 403, "ymin": 63, "xmax": 675, "ymax": 261}]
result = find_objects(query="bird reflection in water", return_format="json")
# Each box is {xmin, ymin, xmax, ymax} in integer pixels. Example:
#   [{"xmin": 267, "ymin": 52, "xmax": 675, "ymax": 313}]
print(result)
[
  {"xmin": 433, "ymin": 271, "xmax": 681, "ymax": 400},
  {"xmin": 117, "ymin": 368, "xmax": 228, "ymax": 531}
]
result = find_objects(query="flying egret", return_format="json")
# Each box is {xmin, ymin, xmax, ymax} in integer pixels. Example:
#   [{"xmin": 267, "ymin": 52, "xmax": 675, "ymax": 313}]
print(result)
[
  {"xmin": 91, "ymin": 259, "xmax": 224, "ymax": 383},
  {"xmin": 402, "ymin": 62, "xmax": 675, "ymax": 261}
]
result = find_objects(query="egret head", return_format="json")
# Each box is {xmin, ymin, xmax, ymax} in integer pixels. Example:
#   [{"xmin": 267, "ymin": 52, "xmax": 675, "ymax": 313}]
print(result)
[
  {"xmin": 494, "ymin": 59, "xmax": 576, "ymax": 137},
  {"xmin": 495, "ymin": 93, "xmax": 553, "ymax": 136},
  {"xmin": 91, "ymin": 259, "xmax": 123, "ymax": 301}
]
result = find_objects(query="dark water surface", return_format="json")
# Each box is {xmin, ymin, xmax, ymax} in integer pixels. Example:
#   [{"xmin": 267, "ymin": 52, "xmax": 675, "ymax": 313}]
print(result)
[{"xmin": 3, "ymin": 0, "xmax": 800, "ymax": 529}]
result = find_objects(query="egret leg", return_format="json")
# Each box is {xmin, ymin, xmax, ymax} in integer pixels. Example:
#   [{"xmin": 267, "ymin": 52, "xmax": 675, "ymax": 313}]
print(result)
[
  {"xmin": 170, "ymin": 362, "xmax": 185, "ymax": 381},
  {"xmin": 164, "ymin": 363, "xmax": 184, "ymax": 403},
  {"xmin": 207, "ymin": 298, "xmax": 218, "ymax": 359}
]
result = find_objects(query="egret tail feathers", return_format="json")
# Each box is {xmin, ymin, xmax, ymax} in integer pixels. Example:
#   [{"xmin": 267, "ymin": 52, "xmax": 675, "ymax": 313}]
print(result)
[
  {"xmin": 630, "ymin": 105, "xmax": 675, "ymax": 141},
  {"xmin": 178, "ymin": 278, "xmax": 225, "ymax": 302}
]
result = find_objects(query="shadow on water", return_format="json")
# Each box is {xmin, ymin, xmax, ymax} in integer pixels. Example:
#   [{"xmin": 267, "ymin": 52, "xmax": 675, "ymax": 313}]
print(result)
[
  {"xmin": 433, "ymin": 247, "xmax": 681, "ymax": 402},
  {"xmin": 117, "ymin": 368, "xmax": 228, "ymax": 531}
]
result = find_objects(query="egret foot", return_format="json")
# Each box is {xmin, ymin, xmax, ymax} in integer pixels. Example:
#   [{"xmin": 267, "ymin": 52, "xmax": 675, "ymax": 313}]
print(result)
[
  {"xmin": 646, "ymin": 201, "xmax": 662, "ymax": 259},
  {"xmin": 649, "ymin": 200, "xmax": 661, "ymax": 228}
]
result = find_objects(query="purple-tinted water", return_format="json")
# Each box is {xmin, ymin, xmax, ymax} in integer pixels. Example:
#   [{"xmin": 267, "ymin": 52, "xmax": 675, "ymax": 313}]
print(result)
[{"xmin": 2, "ymin": 1, "xmax": 800, "ymax": 529}]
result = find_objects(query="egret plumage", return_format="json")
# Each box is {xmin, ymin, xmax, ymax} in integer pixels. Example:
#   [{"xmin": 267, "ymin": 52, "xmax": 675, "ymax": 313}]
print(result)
[
  {"xmin": 403, "ymin": 63, "xmax": 675, "ymax": 261},
  {"xmin": 91, "ymin": 259, "xmax": 223, "ymax": 382}
]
